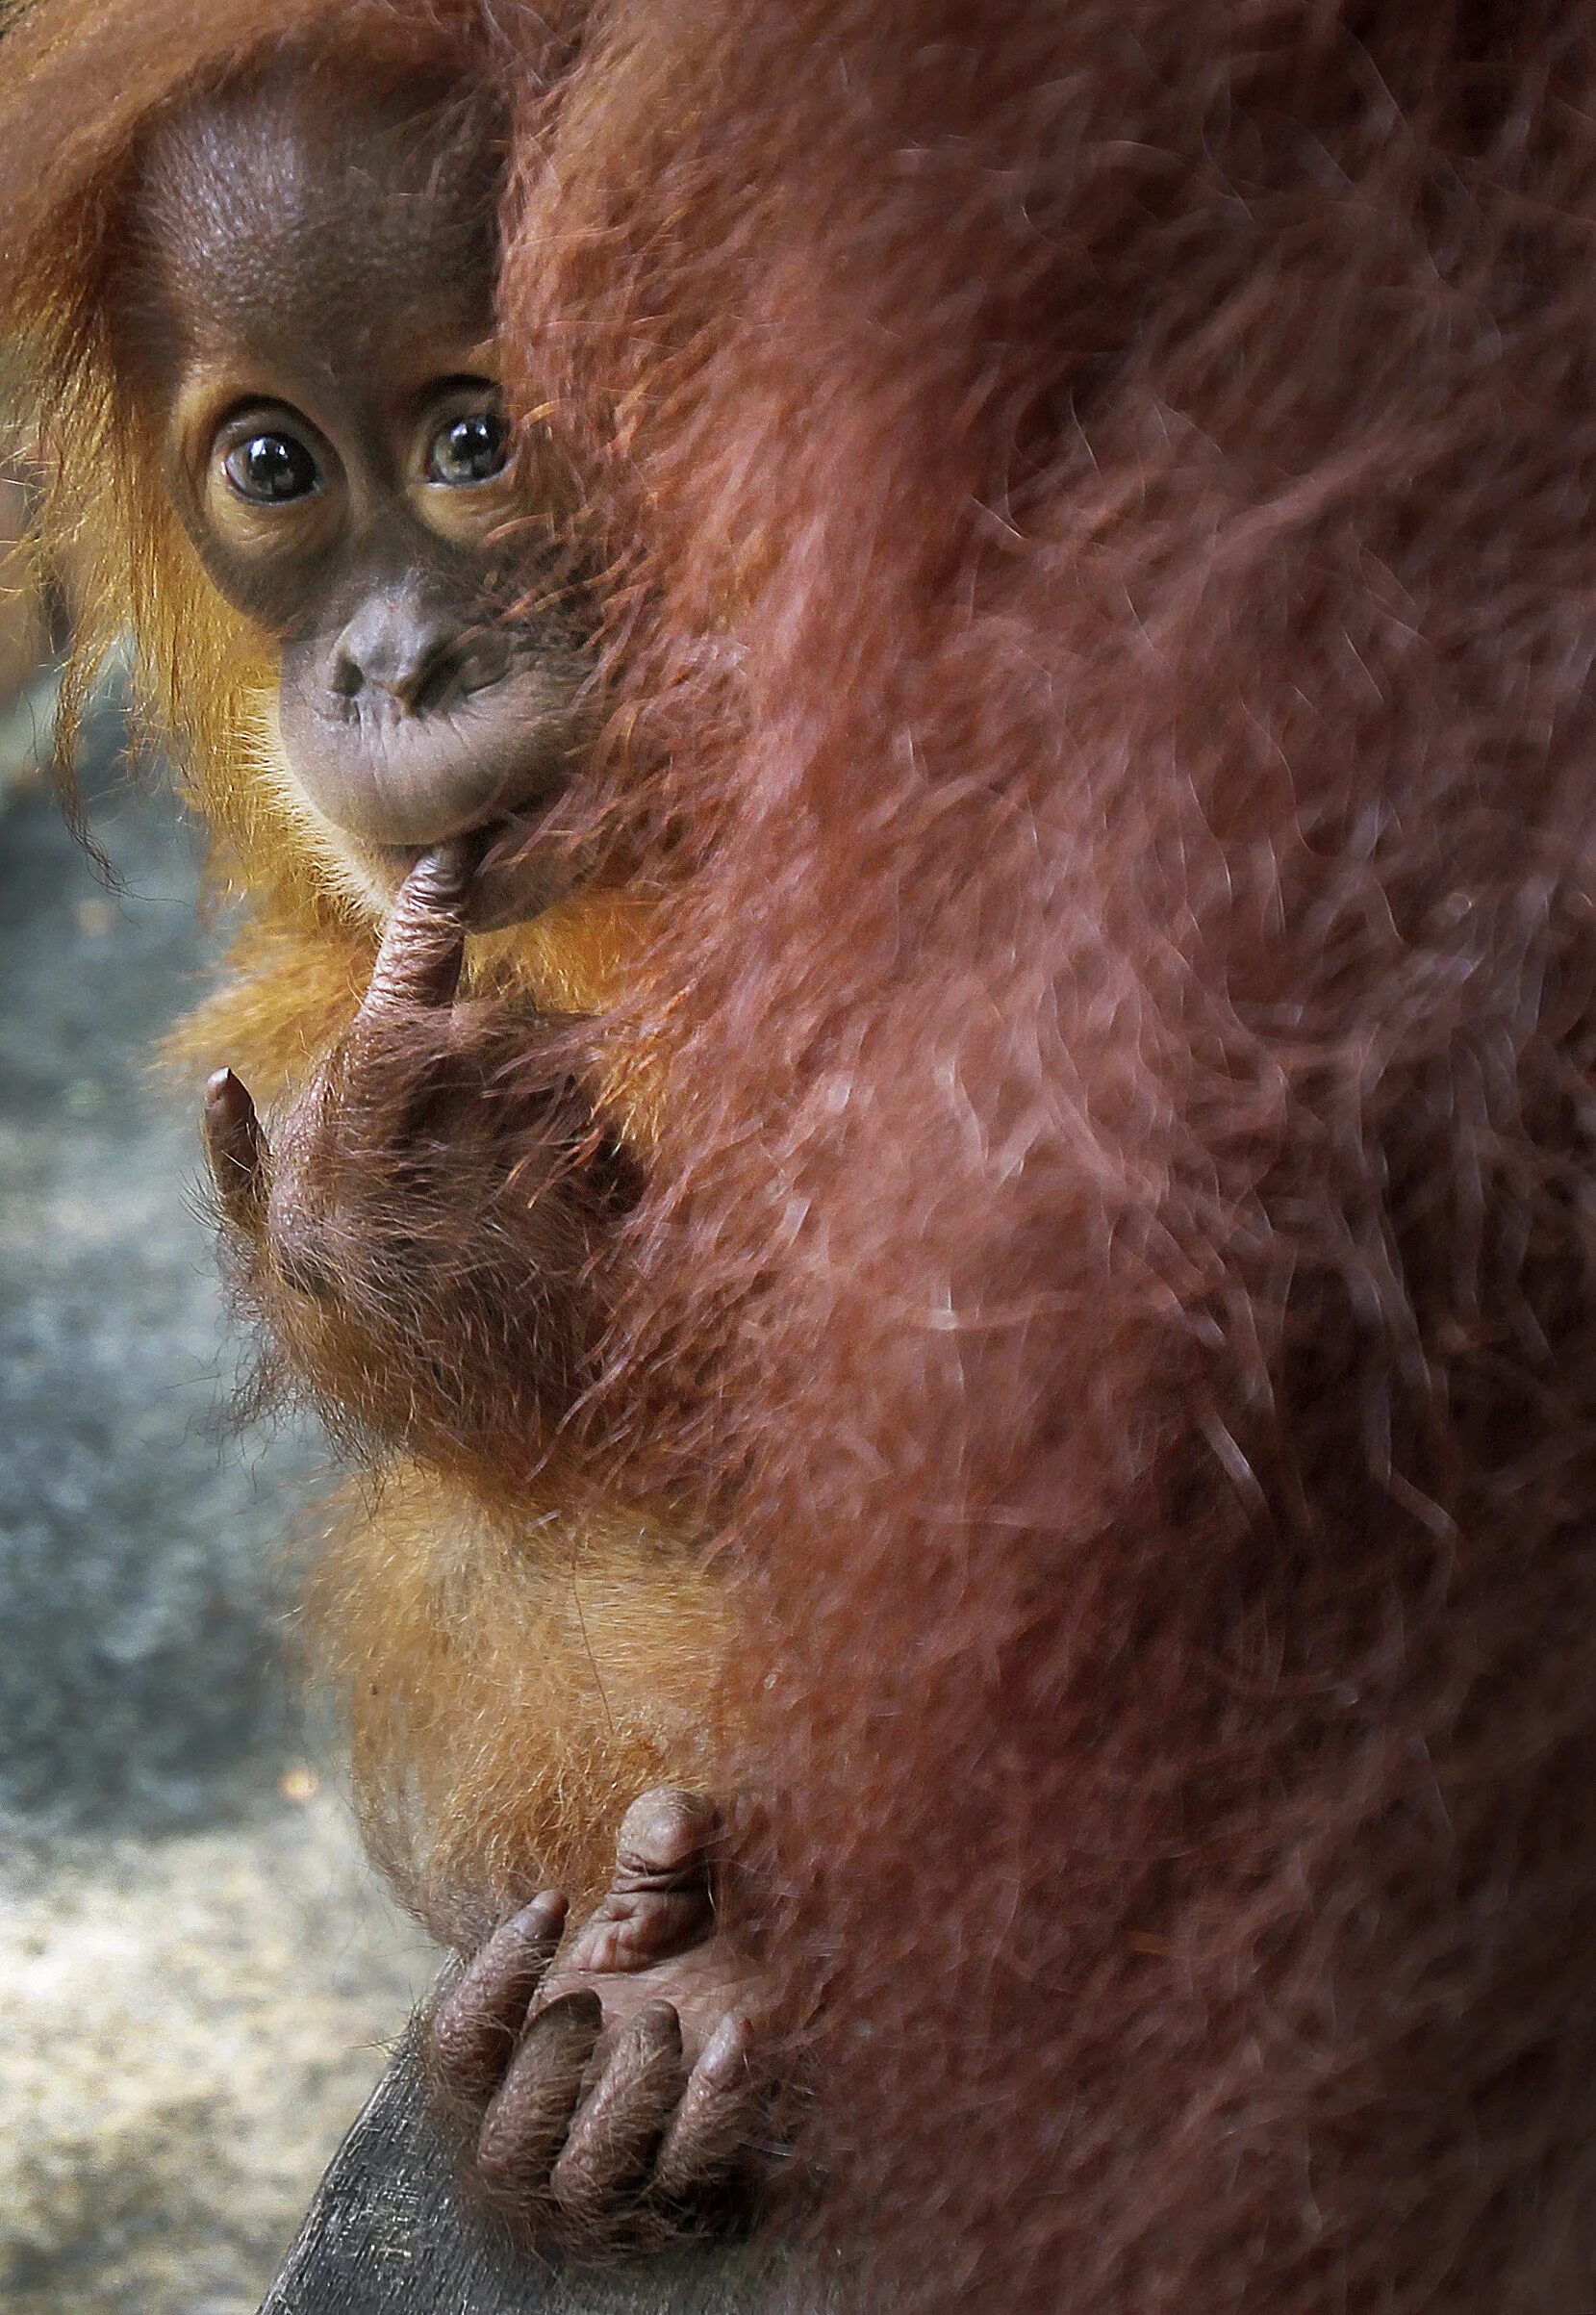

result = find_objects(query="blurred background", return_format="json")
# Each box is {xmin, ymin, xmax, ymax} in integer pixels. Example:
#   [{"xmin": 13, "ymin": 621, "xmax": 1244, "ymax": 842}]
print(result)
[{"xmin": 0, "ymin": 450, "xmax": 434, "ymax": 2313}]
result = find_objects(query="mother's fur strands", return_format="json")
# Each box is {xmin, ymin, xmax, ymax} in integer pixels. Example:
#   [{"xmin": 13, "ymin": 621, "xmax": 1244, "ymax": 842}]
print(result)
[
  {"xmin": 496, "ymin": 5, "xmax": 1596, "ymax": 2309},
  {"xmin": 5, "ymin": 1, "xmax": 1596, "ymax": 2307}
]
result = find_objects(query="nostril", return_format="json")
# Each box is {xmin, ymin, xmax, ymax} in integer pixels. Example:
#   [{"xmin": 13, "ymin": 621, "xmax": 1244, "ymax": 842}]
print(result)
[
  {"xmin": 393, "ymin": 632, "xmax": 464, "ymax": 716},
  {"xmin": 329, "ymin": 598, "xmax": 471, "ymax": 718}
]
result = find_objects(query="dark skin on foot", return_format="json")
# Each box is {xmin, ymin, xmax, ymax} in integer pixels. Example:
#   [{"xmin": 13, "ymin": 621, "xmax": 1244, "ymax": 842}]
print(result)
[{"xmin": 427, "ymin": 1790, "xmax": 778, "ymax": 2254}]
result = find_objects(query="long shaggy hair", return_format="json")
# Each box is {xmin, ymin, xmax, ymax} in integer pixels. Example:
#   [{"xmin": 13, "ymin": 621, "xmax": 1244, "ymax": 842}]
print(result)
[{"xmin": 6, "ymin": 2, "xmax": 1596, "ymax": 2308}]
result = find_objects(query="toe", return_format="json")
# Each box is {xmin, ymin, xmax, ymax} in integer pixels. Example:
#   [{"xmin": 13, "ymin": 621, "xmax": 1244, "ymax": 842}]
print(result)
[
  {"xmin": 429, "ymin": 1891, "xmax": 569, "ymax": 2106},
  {"xmin": 549, "ymin": 1999, "xmax": 686, "ymax": 2230},
  {"xmin": 651, "ymin": 2013, "xmax": 765, "ymax": 2206},
  {"xmin": 476, "ymin": 1988, "xmax": 602, "ymax": 2200},
  {"xmin": 559, "ymin": 1793, "xmax": 719, "ymax": 1979},
  {"xmin": 613, "ymin": 1788, "xmax": 719, "ymax": 1885}
]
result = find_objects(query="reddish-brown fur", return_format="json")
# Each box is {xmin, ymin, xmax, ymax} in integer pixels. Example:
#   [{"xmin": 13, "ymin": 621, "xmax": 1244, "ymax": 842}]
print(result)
[{"xmin": 6, "ymin": 2, "xmax": 1596, "ymax": 2308}]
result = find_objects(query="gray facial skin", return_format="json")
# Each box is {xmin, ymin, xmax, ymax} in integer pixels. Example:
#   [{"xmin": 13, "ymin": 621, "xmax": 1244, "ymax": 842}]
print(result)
[{"xmin": 125, "ymin": 73, "xmax": 593, "ymax": 929}]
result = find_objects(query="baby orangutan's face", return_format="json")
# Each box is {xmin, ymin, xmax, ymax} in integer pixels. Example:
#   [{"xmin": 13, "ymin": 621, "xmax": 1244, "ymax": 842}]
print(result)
[{"xmin": 124, "ymin": 73, "xmax": 593, "ymax": 930}]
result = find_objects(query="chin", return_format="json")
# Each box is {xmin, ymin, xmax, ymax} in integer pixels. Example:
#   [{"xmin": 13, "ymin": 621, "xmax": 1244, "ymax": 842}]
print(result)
[
  {"xmin": 465, "ymin": 809, "xmax": 586, "ymax": 929},
  {"xmin": 460, "ymin": 865, "xmax": 576, "ymax": 933},
  {"xmin": 338, "ymin": 818, "xmax": 583, "ymax": 935}
]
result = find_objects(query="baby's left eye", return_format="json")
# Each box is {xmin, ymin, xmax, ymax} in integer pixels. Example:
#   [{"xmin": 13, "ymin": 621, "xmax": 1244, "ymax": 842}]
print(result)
[
  {"xmin": 427, "ymin": 408, "xmax": 509, "ymax": 485},
  {"xmin": 223, "ymin": 430, "xmax": 320, "ymax": 503}
]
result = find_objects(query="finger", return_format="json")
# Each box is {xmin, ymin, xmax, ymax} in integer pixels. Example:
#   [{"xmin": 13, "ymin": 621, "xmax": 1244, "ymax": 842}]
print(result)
[
  {"xmin": 549, "ymin": 2000, "xmax": 686, "ymax": 2228},
  {"xmin": 428, "ymin": 1892, "xmax": 569, "ymax": 2106},
  {"xmin": 204, "ymin": 1068, "xmax": 268, "ymax": 1232},
  {"xmin": 476, "ymin": 1989, "xmax": 603, "ymax": 2199},
  {"xmin": 356, "ymin": 839, "xmax": 480, "ymax": 1030},
  {"xmin": 650, "ymin": 2013, "xmax": 765, "ymax": 2206},
  {"xmin": 330, "ymin": 841, "xmax": 481, "ymax": 1145}
]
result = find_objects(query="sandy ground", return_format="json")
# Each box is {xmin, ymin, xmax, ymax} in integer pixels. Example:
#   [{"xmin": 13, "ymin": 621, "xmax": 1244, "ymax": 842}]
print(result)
[{"xmin": 0, "ymin": 695, "xmax": 435, "ymax": 2313}]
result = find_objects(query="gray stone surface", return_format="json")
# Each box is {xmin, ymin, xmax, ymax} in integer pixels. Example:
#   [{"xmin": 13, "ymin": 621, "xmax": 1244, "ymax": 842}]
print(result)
[
  {"xmin": 0, "ymin": 703, "xmax": 434, "ymax": 2314},
  {"xmin": 0, "ymin": 1801, "xmax": 433, "ymax": 2315}
]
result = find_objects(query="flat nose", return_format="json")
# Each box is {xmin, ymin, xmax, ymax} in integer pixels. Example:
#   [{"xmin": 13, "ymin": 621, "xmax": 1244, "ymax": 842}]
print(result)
[{"xmin": 330, "ymin": 596, "xmax": 474, "ymax": 714}]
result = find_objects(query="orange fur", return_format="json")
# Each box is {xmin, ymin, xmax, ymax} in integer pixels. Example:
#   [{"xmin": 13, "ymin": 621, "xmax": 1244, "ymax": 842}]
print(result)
[{"xmin": 304, "ymin": 1470, "xmax": 727, "ymax": 1943}]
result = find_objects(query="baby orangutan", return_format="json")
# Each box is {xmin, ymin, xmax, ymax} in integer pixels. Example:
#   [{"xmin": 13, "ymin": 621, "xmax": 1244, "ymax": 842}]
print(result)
[{"xmin": 109, "ymin": 64, "xmax": 773, "ymax": 2253}]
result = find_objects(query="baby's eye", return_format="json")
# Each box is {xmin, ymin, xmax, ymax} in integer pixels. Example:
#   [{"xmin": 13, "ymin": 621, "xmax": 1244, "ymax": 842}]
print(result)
[
  {"xmin": 223, "ymin": 432, "xmax": 320, "ymax": 503},
  {"xmin": 427, "ymin": 407, "xmax": 508, "ymax": 485}
]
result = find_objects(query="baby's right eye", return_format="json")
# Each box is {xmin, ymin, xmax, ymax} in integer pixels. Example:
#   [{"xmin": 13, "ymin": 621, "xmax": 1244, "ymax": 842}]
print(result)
[{"xmin": 223, "ymin": 431, "xmax": 320, "ymax": 503}]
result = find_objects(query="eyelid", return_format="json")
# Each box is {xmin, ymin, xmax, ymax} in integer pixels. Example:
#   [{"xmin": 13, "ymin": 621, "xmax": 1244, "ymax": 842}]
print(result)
[
  {"xmin": 410, "ymin": 374, "xmax": 501, "ymax": 428},
  {"xmin": 415, "ymin": 384, "xmax": 510, "ymax": 489},
  {"xmin": 428, "ymin": 368, "xmax": 500, "ymax": 396}
]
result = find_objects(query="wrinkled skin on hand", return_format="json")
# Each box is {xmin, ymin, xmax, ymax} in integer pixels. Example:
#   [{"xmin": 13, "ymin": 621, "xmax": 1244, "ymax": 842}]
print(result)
[
  {"xmin": 203, "ymin": 841, "xmax": 628, "ymax": 1487},
  {"xmin": 427, "ymin": 1789, "xmax": 781, "ymax": 2256}
]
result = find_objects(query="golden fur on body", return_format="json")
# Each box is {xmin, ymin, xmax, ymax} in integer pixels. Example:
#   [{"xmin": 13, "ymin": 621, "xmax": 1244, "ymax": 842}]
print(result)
[{"xmin": 307, "ymin": 1471, "xmax": 726, "ymax": 1946}]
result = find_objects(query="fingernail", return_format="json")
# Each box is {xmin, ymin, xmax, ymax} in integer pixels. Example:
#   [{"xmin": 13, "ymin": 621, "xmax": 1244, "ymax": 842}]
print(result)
[
  {"xmin": 698, "ymin": 2014, "xmax": 750, "ymax": 2083},
  {"xmin": 417, "ymin": 835, "xmax": 486, "ymax": 899},
  {"xmin": 513, "ymin": 1891, "xmax": 569, "ymax": 1939},
  {"xmin": 536, "ymin": 1987, "xmax": 604, "ymax": 2031}
]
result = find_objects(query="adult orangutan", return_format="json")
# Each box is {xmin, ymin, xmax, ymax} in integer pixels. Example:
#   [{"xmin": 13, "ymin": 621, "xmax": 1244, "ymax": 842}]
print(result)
[{"xmin": 5, "ymin": 2, "xmax": 1596, "ymax": 2310}]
